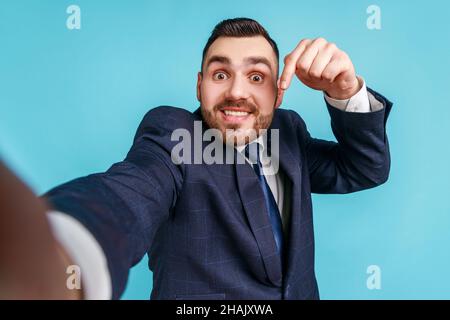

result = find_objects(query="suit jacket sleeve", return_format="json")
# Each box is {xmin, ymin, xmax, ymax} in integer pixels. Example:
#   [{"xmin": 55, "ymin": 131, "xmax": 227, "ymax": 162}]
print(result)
[
  {"xmin": 43, "ymin": 107, "xmax": 184, "ymax": 299},
  {"xmin": 298, "ymin": 88, "xmax": 393, "ymax": 194}
]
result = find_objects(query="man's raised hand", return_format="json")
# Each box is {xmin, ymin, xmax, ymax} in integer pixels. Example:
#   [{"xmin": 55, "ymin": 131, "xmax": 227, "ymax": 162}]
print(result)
[{"xmin": 279, "ymin": 37, "xmax": 361, "ymax": 100}]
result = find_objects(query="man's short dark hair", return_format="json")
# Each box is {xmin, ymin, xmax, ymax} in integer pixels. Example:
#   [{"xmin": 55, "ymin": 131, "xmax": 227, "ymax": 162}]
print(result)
[{"xmin": 201, "ymin": 17, "xmax": 279, "ymax": 74}]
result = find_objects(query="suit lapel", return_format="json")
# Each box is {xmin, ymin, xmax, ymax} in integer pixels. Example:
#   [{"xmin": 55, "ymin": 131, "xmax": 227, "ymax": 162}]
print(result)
[
  {"xmin": 269, "ymin": 112, "xmax": 305, "ymax": 285},
  {"xmin": 194, "ymin": 107, "xmax": 305, "ymax": 287},
  {"xmin": 235, "ymin": 151, "xmax": 283, "ymax": 287},
  {"xmin": 193, "ymin": 109, "xmax": 281, "ymax": 279},
  {"xmin": 234, "ymin": 110, "xmax": 306, "ymax": 287}
]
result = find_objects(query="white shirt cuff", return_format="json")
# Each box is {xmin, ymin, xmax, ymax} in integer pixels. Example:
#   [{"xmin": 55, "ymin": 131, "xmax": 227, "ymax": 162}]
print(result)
[
  {"xmin": 47, "ymin": 211, "xmax": 112, "ymax": 300},
  {"xmin": 324, "ymin": 76, "xmax": 383, "ymax": 113}
]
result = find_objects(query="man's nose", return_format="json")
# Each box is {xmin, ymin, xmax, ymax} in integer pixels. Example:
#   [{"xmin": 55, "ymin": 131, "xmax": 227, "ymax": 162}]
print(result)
[{"xmin": 225, "ymin": 75, "xmax": 250, "ymax": 101}]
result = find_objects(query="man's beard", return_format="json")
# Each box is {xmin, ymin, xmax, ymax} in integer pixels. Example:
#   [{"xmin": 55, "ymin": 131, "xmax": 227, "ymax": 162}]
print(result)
[{"xmin": 200, "ymin": 99, "xmax": 275, "ymax": 146}]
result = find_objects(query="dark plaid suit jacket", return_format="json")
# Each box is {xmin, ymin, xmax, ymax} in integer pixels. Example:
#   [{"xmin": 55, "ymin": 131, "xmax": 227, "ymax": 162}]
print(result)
[{"xmin": 45, "ymin": 88, "xmax": 392, "ymax": 299}]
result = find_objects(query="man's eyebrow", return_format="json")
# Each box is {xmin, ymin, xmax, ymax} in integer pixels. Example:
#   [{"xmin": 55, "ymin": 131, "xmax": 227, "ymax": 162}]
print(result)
[
  {"xmin": 243, "ymin": 56, "xmax": 273, "ymax": 71},
  {"xmin": 205, "ymin": 55, "xmax": 231, "ymax": 68},
  {"xmin": 205, "ymin": 55, "xmax": 274, "ymax": 72}
]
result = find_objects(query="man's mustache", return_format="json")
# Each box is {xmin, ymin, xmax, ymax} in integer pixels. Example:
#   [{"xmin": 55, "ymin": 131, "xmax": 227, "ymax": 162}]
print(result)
[{"xmin": 214, "ymin": 100, "xmax": 258, "ymax": 113}]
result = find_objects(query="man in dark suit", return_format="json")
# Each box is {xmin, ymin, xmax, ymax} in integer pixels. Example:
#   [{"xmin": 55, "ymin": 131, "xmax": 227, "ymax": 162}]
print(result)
[{"xmin": 0, "ymin": 17, "xmax": 392, "ymax": 299}]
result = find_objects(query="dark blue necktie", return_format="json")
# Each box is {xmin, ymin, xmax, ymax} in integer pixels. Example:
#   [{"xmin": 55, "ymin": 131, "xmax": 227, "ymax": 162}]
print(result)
[{"xmin": 245, "ymin": 143, "xmax": 284, "ymax": 259}]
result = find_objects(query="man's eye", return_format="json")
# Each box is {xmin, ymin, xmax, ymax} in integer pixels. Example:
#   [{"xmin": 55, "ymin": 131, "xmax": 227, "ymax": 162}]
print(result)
[
  {"xmin": 213, "ymin": 72, "xmax": 228, "ymax": 80},
  {"xmin": 250, "ymin": 74, "xmax": 264, "ymax": 82}
]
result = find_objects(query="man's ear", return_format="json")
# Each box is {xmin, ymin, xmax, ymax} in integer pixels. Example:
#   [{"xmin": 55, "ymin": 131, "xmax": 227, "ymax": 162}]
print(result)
[
  {"xmin": 196, "ymin": 72, "xmax": 202, "ymax": 102},
  {"xmin": 275, "ymin": 83, "xmax": 284, "ymax": 109}
]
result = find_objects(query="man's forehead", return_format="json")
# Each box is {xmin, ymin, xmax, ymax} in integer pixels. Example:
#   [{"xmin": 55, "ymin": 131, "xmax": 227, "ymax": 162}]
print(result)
[{"xmin": 204, "ymin": 36, "xmax": 278, "ymax": 71}]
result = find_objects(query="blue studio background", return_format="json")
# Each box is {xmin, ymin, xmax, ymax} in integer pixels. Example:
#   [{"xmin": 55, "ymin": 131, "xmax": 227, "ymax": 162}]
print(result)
[{"xmin": 1, "ymin": 0, "xmax": 449, "ymax": 299}]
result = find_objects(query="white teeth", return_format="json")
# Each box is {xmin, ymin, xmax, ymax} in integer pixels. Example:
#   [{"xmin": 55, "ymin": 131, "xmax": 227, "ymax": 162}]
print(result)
[{"xmin": 223, "ymin": 110, "xmax": 249, "ymax": 117}]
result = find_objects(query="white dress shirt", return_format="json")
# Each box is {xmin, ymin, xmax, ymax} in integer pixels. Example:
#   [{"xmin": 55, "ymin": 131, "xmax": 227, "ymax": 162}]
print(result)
[{"xmin": 47, "ymin": 77, "xmax": 384, "ymax": 299}]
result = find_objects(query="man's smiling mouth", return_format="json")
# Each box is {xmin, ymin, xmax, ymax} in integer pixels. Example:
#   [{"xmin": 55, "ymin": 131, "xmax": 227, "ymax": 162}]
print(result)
[
  {"xmin": 219, "ymin": 107, "xmax": 253, "ymax": 123},
  {"xmin": 219, "ymin": 106, "xmax": 253, "ymax": 118},
  {"xmin": 223, "ymin": 110, "xmax": 250, "ymax": 116}
]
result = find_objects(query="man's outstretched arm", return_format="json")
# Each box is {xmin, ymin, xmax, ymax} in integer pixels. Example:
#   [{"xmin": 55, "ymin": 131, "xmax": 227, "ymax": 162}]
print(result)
[
  {"xmin": 43, "ymin": 107, "xmax": 184, "ymax": 299},
  {"xmin": 0, "ymin": 161, "xmax": 81, "ymax": 299},
  {"xmin": 1, "ymin": 107, "xmax": 184, "ymax": 299}
]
